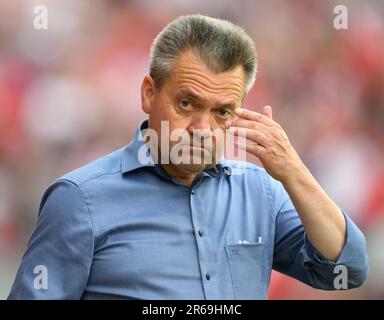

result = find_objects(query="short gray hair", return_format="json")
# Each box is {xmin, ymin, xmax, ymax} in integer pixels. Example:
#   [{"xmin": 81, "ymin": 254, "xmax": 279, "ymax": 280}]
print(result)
[{"xmin": 149, "ymin": 14, "xmax": 257, "ymax": 94}]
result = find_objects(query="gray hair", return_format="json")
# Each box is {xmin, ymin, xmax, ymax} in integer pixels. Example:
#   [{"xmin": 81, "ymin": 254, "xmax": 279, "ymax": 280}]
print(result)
[{"xmin": 149, "ymin": 14, "xmax": 257, "ymax": 94}]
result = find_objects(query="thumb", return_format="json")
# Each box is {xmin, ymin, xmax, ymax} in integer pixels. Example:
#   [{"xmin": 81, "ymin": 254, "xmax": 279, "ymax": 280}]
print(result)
[{"xmin": 262, "ymin": 105, "xmax": 273, "ymax": 119}]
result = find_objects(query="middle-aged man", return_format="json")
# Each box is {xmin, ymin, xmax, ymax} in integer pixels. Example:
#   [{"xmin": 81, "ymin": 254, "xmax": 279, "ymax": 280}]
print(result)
[{"xmin": 9, "ymin": 14, "xmax": 368, "ymax": 299}]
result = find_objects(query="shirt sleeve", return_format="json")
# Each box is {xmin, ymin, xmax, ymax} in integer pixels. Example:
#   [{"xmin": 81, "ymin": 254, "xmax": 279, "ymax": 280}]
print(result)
[
  {"xmin": 8, "ymin": 179, "xmax": 94, "ymax": 299},
  {"xmin": 270, "ymin": 179, "xmax": 369, "ymax": 290}
]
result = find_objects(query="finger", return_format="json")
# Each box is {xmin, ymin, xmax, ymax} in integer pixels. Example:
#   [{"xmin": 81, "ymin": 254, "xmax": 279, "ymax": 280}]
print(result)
[
  {"xmin": 226, "ymin": 118, "xmax": 270, "ymax": 132},
  {"xmin": 229, "ymin": 127, "xmax": 270, "ymax": 148},
  {"xmin": 235, "ymin": 140, "xmax": 267, "ymax": 159},
  {"xmin": 262, "ymin": 105, "xmax": 273, "ymax": 120},
  {"xmin": 234, "ymin": 108, "xmax": 274, "ymax": 126}
]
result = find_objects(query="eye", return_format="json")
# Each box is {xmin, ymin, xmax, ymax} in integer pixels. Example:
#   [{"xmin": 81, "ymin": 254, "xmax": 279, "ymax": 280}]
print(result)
[
  {"xmin": 179, "ymin": 99, "xmax": 191, "ymax": 109},
  {"xmin": 216, "ymin": 108, "xmax": 232, "ymax": 119}
]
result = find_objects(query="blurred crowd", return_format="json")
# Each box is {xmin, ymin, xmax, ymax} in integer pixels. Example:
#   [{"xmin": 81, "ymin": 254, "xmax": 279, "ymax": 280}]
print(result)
[{"xmin": 0, "ymin": 0, "xmax": 383, "ymax": 299}]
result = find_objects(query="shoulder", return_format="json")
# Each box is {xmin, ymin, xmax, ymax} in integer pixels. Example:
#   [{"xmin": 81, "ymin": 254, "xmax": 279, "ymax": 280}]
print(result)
[
  {"xmin": 38, "ymin": 147, "xmax": 126, "ymax": 213},
  {"xmin": 58, "ymin": 146, "xmax": 126, "ymax": 187}
]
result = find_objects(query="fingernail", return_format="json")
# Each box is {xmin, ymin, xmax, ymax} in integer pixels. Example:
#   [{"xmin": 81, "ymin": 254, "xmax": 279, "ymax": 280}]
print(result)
[
  {"xmin": 224, "ymin": 120, "xmax": 231, "ymax": 128},
  {"xmin": 235, "ymin": 108, "xmax": 242, "ymax": 115}
]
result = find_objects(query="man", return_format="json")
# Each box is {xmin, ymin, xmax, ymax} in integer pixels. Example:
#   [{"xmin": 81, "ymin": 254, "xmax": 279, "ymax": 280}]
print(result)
[{"xmin": 9, "ymin": 15, "xmax": 368, "ymax": 299}]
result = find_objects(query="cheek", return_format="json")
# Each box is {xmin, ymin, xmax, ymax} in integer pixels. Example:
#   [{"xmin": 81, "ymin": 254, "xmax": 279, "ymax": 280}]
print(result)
[
  {"xmin": 214, "ymin": 128, "xmax": 227, "ymax": 149},
  {"xmin": 214, "ymin": 118, "xmax": 227, "ymax": 130},
  {"xmin": 208, "ymin": 117, "xmax": 227, "ymax": 137}
]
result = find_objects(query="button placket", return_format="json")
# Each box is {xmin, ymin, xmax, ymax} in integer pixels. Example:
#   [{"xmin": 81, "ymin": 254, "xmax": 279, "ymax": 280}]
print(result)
[{"xmin": 189, "ymin": 181, "xmax": 220, "ymax": 299}]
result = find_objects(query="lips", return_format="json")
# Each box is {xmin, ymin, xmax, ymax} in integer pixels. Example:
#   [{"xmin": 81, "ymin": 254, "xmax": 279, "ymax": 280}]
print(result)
[{"xmin": 185, "ymin": 145, "xmax": 212, "ymax": 153}]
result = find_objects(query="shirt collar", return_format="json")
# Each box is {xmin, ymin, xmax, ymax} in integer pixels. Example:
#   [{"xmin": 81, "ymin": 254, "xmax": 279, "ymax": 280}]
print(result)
[{"xmin": 121, "ymin": 119, "xmax": 232, "ymax": 176}]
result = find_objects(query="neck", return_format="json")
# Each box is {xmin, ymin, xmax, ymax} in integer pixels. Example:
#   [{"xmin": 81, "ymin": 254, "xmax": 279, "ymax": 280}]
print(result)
[{"xmin": 161, "ymin": 164, "xmax": 199, "ymax": 187}]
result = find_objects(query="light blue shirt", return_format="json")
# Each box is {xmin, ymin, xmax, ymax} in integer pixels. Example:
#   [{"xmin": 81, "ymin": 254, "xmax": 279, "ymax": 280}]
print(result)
[{"xmin": 9, "ymin": 120, "xmax": 368, "ymax": 299}]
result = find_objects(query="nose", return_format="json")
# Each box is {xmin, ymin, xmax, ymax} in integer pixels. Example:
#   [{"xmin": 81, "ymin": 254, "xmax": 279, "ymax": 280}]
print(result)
[
  {"xmin": 188, "ymin": 113, "xmax": 213, "ymax": 140},
  {"xmin": 189, "ymin": 112, "xmax": 213, "ymax": 145}
]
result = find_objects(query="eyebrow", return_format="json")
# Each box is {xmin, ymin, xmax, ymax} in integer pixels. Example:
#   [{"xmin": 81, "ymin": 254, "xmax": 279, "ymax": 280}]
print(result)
[{"xmin": 178, "ymin": 89, "xmax": 238, "ymax": 109}]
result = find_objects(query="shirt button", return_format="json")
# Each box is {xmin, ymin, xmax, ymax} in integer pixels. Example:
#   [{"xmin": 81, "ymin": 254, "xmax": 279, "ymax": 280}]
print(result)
[
  {"xmin": 198, "ymin": 230, "xmax": 203, "ymax": 237},
  {"xmin": 191, "ymin": 190, "xmax": 195, "ymax": 195},
  {"xmin": 205, "ymin": 273, "xmax": 210, "ymax": 280}
]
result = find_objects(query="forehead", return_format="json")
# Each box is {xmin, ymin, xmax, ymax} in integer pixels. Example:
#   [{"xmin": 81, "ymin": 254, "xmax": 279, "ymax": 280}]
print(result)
[{"xmin": 166, "ymin": 49, "xmax": 245, "ymax": 104}]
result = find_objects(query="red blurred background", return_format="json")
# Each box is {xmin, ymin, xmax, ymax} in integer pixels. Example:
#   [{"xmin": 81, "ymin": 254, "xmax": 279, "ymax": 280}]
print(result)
[{"xmin": 0, "ymin": 0, "xmax": 383, "ymax": 299}]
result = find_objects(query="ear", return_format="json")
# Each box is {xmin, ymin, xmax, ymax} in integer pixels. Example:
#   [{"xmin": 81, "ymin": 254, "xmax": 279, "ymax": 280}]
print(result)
[{"xmin": 141, "ymin": 75, "xmax": 155, "ymax": 115}]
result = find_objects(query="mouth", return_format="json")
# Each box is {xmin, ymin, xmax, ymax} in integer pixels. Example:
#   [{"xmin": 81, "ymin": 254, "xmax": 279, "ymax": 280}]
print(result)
[{"xmin": 186, "ymin": 145, "xmax": 212, "ymax": 153}]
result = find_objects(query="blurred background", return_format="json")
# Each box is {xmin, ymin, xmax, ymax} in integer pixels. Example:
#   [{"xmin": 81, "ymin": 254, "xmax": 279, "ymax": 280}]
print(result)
[{"xmin": 0, "ymin": 0, "xmax": 383, "ymax": 299}]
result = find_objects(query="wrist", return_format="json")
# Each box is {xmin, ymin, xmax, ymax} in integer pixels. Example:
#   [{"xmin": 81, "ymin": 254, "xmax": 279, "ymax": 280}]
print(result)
[{"xmin": 280, "ymin": 162, "xmax": 311, "ymax": 189}]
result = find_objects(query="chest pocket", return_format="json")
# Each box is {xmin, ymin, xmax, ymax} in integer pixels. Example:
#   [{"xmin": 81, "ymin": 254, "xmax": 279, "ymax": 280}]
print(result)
[{"xmin": 225, "ymin": 242, "xmax": 267, "ymax": 299}]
